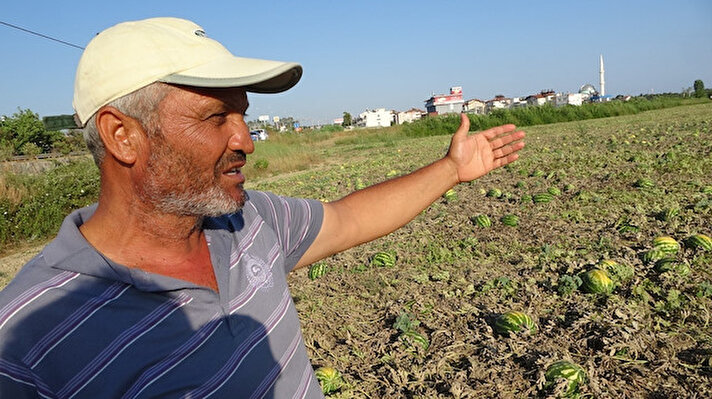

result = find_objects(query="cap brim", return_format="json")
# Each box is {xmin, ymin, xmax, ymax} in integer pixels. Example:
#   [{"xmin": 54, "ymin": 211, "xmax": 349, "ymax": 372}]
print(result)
[{"xmin": 158, "ymin": 55, "xmax": 302, "ymax": 93}]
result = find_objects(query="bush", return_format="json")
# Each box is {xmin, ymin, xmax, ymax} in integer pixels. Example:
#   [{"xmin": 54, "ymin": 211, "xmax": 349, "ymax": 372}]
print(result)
[
  {"xmin": 20, "ymin": 142, "xmax": 41, "ymax": 157},
  {"xmin": 1, "ymin": 159, "xmax": 99, "ymax": 245}
]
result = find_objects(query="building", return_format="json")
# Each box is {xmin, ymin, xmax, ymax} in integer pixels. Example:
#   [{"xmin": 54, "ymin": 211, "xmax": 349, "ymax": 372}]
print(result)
[
  {"xmin": 463, "ymin": 99, "xmax": 485, "ymax": 114},
  {"xmin": 485, "ymin": 95, "xmax": 512, "ymax": 112},
  {"xmin": 525, "ymin": 90, "xmax": 556, "ymax": 107},
  {"xmin": 355, "ymin": 108, "xmax": 393, "ymax": 128},
  {"xmin": 554, "ymin": 92, "xmax": 585, "ymax": 107},
  {"xmin": 395, "ymin": 108, "xmax": 425, "ymax": 125},
  {"xmin": 424, "ymin": 87, "xmax": 465, "ymax": 115}
]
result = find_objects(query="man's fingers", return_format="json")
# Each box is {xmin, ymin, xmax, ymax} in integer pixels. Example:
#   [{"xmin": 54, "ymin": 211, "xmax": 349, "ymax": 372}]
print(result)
[
  {"xmin": 454, "ymin": 113, "xmax": 471, "ymax": 139},
  {"xmin": 488, "ymin": 130, "xmax": 525, "ymax": 150},
  {"xmin": 481, "ymin": 124, "xmax": 517, "ymax": 140},
  {"xmin": 493, "ymin": 152, "xmax": 520, "ymax": 168},
  {"xmin": 493, "ymin": 141, "xmax": 525, "ymax": 159}
]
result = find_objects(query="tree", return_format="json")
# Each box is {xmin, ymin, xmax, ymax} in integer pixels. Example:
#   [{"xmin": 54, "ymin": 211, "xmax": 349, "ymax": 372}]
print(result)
[
  {"xmin": 0, "ymin": 108, "xmax": 62, "ymax": 154},
  {"xmin": 342, "ymin": 112, "xmax": 352, "ymax": 127},
  {"xmin": 694, "ymin": 80, "xmax": 706, "ymax": 98}
]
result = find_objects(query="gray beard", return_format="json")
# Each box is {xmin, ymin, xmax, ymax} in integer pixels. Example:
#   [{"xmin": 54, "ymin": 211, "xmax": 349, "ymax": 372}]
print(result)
[{"xmin": 149, "ymin": 184, "xmax": 246, "ymax": 217}]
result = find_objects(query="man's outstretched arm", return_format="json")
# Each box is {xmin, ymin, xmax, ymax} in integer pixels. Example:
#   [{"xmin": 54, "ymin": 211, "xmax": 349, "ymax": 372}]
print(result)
[{"xmin": 295, "ymin": 114, "xmax": 525, "ymax": 269}]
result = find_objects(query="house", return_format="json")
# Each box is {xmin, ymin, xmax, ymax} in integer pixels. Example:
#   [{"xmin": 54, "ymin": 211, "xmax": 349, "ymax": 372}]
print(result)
[
  {"xmin": 355, "ymin": 108, "xmax": 393, "ymax": 128},
  {"xmin": 424, "ymin": 87, "xmax": 465, "ymax": 115},
  {"xmin": 464, "ymin": 99, "xmax": 485, "ymax": 115},
  {"xmin": 485, "ymin": 95, "xmax": 511, "ymax": 113},
  {"xmin": 395, "ymin": 108, "xmax": 425, "ymax": 124},
  {"xmin": 554, "ymin": 93, "xmax": 584, "ymax": 107},
  {"xmin": 526, "ymin": 90, "xmax": 556, "ymax": 107},
  {"xmin": 510, "ymin": 97, "xmax": 527, "ymax": 109}
]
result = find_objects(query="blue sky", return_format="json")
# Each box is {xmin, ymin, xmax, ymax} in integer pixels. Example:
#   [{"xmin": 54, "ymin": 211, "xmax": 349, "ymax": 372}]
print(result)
[{"xmin": 2, "ymin": 0, "xmax": 711, "ymax": 125}]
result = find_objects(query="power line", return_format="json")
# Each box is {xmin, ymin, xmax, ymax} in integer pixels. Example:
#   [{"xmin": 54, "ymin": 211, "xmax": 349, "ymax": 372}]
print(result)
[{"xmin": 0, "ymin": 20, "xmax": 84, "ymax": 50}]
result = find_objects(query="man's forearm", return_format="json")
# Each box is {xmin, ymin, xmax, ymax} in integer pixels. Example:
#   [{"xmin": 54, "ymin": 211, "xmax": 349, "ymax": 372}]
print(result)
[{"xmin": 297, "ymin": 157, "xmax": 459, "ymax": 267}]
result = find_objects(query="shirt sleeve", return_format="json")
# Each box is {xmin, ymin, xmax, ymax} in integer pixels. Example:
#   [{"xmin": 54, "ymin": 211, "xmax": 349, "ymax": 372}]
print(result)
[{"xmin": 244, "ymin": 191, "xmax": 324, "ymax": 273}]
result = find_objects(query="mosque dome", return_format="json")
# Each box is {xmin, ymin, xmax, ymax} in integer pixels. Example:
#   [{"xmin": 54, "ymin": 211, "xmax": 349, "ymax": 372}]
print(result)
[{"xmin": 579, "ymin": 84, "xmax": 598, "ymax": 96}]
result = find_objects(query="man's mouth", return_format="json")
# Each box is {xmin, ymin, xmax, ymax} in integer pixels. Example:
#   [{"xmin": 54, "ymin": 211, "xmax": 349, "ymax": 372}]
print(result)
[{"xmin": 224, "ymin": 167, "xmax": 241, "ymax": 176}]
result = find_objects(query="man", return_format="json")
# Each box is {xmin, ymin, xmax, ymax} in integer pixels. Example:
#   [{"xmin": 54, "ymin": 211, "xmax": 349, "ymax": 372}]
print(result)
[{"xmin": 0, "ymin": 17, "xmax": 524, "ymax": 398}]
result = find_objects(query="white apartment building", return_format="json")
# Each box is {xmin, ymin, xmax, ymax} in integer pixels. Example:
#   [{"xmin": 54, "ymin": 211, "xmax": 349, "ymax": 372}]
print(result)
[
  {"xmin": 395, "ymin": 108, "xmax": 425, "ymax": 125},
  {"xmin": 355, "ymin": 108, "xmax": 393, "ymax": 128},
  {"xmin": 554, "ymin": 93, "xmax": 585, "ymax": 107}
]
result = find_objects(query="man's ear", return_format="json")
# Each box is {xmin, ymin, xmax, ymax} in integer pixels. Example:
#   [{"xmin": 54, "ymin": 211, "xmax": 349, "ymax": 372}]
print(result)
[{"xmin": 95, "ymin": 106, "xmax": 144, "ymax": 164}]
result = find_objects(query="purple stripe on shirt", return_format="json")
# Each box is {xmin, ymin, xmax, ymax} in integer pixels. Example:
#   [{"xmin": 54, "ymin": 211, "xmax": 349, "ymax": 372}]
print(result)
[
  {"xmin": 229, "ymin": 219, "xmax": 264, "ymax": 271},
  {"xmin": 57, "ymin": 293, "xmax": 193, "ymax": 399},
  {"xmin": 23, "ymin": 282, "xmax": 130, "ymax": 368},
  {"xmin": 249, "ymin": 330, "xmax": 302, "ymax": 399},
  {"xmin": 293, "ymin": 199, "xmax": 314, "ymax": 254},
  {"xmin": 0, "ymin": 358, "xmax": 34, "ymax": 386},
  {"xmin": 293, "ymin": 365, "xmax": 314, "ymax": 399},
  {"xmin": 255, "ymin": 192, "xmax": 284, "ymax": 250},
  {"xmin": 121, "ymin": 312, "xmax": 224, "ymax": 399},
  {"xmin": 280, "ymin": 197, "xmax": 293, "ymax": 253},
  {"xmin": 187, "ymin": 289, "xmax": 292, "ymax": 398},
  {"xmin": 228, "ymin": 241, "xmax": 281, "ymax": 314},
  {"xmin": 0, "ymin": 271, "xmax": 79, "ymax": 331}
]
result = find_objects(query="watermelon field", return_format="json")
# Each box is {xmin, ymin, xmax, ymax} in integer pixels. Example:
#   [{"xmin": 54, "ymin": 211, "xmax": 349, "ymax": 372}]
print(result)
[
  {"xmin": 1, "ymin": 102, "xmax": 711, "ymax": 397},
  {"xmin": 253, "ymin": 103, "xmax": 712, "ymax": 397}
]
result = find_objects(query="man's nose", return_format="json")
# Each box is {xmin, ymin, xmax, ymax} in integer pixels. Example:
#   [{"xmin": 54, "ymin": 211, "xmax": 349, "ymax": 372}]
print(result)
[{"xmin": 227, "ymin": 117, "xmax": 254, "ymax": 154}]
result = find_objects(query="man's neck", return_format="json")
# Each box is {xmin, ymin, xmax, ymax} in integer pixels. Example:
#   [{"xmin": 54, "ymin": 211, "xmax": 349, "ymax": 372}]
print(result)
[{"xmin": 79, "ymin": 199, "xmax": 218, "ymax": 291}]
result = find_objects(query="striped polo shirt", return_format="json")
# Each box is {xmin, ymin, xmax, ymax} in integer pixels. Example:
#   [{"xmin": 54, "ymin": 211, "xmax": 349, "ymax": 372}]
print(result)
[{"xmin": 0, "ymin": 190, "xmax": 325, "ymax": 398}]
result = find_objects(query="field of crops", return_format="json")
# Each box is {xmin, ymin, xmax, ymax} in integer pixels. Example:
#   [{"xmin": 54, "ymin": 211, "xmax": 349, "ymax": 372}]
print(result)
[
  {"xmin": 250, "ymin": 104, "xmax": 712, "ymax": 397},
  {"xmin": 1, "ymin": 103, "xmax": 711, "ymax": 397}
]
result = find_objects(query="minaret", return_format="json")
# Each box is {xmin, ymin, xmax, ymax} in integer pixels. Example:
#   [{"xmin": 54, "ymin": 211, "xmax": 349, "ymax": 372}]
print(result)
[{"xmin": 599, "ymin": 54, "xmax": 605, "ymax": 97}]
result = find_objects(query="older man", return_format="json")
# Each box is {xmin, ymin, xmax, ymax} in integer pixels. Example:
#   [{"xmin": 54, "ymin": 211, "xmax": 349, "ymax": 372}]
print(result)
[{"xmin": 0, "ymin": 17, "xmax": 524, "ymax": 398}]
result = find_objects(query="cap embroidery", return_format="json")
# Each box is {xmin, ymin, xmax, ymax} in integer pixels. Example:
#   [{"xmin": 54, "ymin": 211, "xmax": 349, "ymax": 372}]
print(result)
[{"xmin": 193, "ymin": 29, "xmax": 207, "ymax": 38}]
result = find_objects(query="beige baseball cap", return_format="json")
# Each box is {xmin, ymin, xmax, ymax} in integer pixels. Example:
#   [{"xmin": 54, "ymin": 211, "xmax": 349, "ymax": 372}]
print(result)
[{"xmin": 73, "ymin": 17, "xmax": 302, "ymax": 125}]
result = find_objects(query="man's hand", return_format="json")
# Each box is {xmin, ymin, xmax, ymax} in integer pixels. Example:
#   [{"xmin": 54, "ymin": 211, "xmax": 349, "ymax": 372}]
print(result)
[
  {"xmin": 445, "ymin": 114, "xmax": 525, "ymax": 183},
  {"xmin": 296, "ymin": 116, "xmax": 526, "ymax": 269}
]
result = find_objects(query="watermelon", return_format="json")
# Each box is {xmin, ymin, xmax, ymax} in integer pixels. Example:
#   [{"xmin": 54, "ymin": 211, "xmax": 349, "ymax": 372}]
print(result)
[
  {"xmin": 642, "ymin": 248, "xmax": 667, "ymax": 264},
  {"xmin": 564, "ymin": 184, "xmax": 576, "ymax": 193},
  {"xmin": 402, "ymin": 329, "xmax": 430, "ymax": 350},
  {"xmin": 486, "ymin": 188, "xmax": 503, "ymax": 198},
  {"xmin": 521, "ymin": 194, "xmax": 533, "ymax": 203},
  {"xmin": 314, "ymin": 366, "xmax": 344, "ymax": 394},
  {"xmin": 544, "ymin": 360, "xmax": 587, "ymax": 398},
  {"xmin": 501, "ymin": 214, "xmax": 519, "ymax": 227},
  {"xmin": 656, "ymin": 208, "xmax": 679, "ymax": 222},
  {"xmin": 685, "ymin": 234, "xmax": 712, "ymax": 251},
  {"xmin": 701, "ymin": 186, "xmax": 712, "ymax": 195},
  {"xmin": 580, "ymin": 269, "xmax": 613, "ymax": 294},
  {"xmin": 531, "ymin": 169, "xmax": 545, "ymax": 177},
  {"xmin": 471, "ymin": 214, "xmax": 492, "ymax": 228},
  {"xmin": 494, "ymin": 311, "xmax": 536, "ymax": 336},
  {"xmin": 308, "ymin": 263, "xmax": 328, "ymax": 280},
  {"xmin": 443, "ymin": 188, "xmax": 458, "ymax": 202},
  {"xmin": 371, "ymin": 252, "xmax": 395, "ymax": 267},
  {"xmin": 598, "ymin": 259, "xmax": 634, "ymax": 283},
  {"xmin": 653, "ymin": 236, "xmax": 680, "ymax": 254},
  {"xmin": 547, "ymin": 187, "xmax": 562, "ymax": 196},
  {"xmin": 533, "ymin": 193, "xmax": 553, "ymax": 204},
  {"xmin": 654, "ymin": 258, "xmax": 690, "ymax": 276}
]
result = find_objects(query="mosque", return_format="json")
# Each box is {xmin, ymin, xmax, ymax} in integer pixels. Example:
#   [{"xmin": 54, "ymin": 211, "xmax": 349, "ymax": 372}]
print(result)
[{"xmin": 579, "ymin": 55, "xmax": 612, "ymax": 102}]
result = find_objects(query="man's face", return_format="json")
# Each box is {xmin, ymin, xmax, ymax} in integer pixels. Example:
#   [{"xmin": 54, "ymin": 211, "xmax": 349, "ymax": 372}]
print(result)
[{"xmin": 136, "ymin": 86, "xmax": 255, "ymax": 217}]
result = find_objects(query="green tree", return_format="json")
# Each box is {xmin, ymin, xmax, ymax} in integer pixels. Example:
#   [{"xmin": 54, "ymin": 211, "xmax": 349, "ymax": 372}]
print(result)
[
  {"xmin": 342, "ymin": 112, "xmax": 352, "ymax": 127},
  {"xmin": 0, "ymin": 108, "xmax": 62, "ymax": 154},
  {"xmin": 694, "ymin": 80, "xmax": 706, "ymax": 98}
]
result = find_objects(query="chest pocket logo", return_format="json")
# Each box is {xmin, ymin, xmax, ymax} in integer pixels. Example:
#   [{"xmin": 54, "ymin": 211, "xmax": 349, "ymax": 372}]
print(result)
[{"xmin": 243, "ymin": 254, "xmax": 274, "ymax": 291}]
